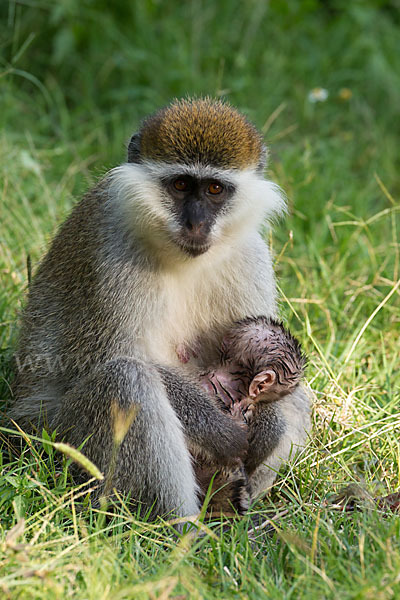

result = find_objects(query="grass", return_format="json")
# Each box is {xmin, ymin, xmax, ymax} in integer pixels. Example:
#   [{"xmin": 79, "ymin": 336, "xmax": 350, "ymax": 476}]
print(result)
[{"xmin": 1, "ymin": 1, "xmax": 400, "ymax": 597}]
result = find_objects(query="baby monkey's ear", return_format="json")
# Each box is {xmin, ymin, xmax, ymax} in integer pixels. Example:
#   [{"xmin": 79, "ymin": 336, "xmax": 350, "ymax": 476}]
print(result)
[{"xmin": 249, "ymin": 370, "xmax": 276, "ymax": 399}]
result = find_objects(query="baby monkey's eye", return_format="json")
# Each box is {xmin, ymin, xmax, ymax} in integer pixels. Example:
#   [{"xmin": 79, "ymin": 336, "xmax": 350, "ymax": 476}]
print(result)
[
  {"xmin": 173, "ymin": 179, "xmax": 188, "ymax": 192},
  {"xmin": 208, "ymin": 182, "xmax": 224, "ymax": 195}
]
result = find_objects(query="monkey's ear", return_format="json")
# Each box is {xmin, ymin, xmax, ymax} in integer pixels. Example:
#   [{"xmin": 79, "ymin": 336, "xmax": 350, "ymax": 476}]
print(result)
[
  {"xmin": 249, "ymin": 369, "xmax": 276, "ymax": 399},
  {"xmin": 127, "ymin": 133, "xmax": 141, "ymax": 163},
  {"xmin": 256, "ymin": 144, "xmax": 269, "ymax": 173}
]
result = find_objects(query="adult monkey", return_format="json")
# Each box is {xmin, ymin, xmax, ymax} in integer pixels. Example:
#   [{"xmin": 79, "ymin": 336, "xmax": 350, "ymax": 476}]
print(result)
[{"xmin": 11, "ymin": 98, "xmax": 310, "ymax": 521}]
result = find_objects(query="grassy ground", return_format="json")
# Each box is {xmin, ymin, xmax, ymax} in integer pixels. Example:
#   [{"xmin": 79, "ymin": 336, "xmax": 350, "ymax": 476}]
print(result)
[{"xmin": 1, "ymin": 1, "xmax": 400, "ymax": 598}]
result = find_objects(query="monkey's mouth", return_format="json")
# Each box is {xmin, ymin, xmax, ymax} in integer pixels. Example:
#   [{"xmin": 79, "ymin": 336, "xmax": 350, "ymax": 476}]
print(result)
[{"xmin": 175, "ymin": 239, "xmax": 211, "ymax": 257}]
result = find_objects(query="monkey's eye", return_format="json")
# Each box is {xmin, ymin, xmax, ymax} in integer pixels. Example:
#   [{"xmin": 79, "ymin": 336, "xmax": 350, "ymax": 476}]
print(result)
[
  {"xmin": 208, "ymin": 182, "xmax": 224, "ymax": 195},
  {"xmin": 173, "ymin": 179, "xmax": 188, "ymax": 192}
]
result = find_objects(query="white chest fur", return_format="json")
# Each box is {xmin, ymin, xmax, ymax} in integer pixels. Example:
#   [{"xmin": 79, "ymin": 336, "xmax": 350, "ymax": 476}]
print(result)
[
  {"xmin": 143, "ymin": 235, "xmax": 277, "ymax": 367},
  {"xmin": 144, "ymin": 252, "xmax": 225, "ymax": 365}
]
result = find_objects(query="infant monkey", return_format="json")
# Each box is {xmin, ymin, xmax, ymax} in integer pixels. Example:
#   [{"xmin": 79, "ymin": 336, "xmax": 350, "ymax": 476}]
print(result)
[
  {"xmin": 201, "ymin": 316, "xmax": 306, "ymax": 418},
  {"xmin": 195, "ymin": 316, "xmax": 307, "ymax": 514}
]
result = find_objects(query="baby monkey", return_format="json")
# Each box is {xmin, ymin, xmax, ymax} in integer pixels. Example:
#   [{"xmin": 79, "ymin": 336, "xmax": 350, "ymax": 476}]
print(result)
[
  {"xmin": 194, "ymin": 316, "xmax": 307, "ymax": 514},
  {"xmin": 200, "ymin": 316, "xmax": 306, "ymax": 419}
]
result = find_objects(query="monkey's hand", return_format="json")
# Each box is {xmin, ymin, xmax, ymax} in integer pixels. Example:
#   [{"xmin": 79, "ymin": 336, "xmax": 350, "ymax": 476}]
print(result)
[
  {"xmin": 243, "ymin": 401, "xmax": 256, "ymax": 424},
  {"xmin": 157, "ymin": 366, "xmax": 248, "ymax": 467},
  {"xmin": 230, "ymin": 401, "xmax": 250, "ymax": 428}
]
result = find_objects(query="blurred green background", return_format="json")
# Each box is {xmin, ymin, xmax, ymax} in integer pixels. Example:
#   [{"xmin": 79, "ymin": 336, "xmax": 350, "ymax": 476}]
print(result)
[
  {"xmin": 2, "ymin": 0, "xmax": 400, "ymax": 183},
  {"xmin": 2, "ymin": 1, "xmax": 400, "ymax": 206}
]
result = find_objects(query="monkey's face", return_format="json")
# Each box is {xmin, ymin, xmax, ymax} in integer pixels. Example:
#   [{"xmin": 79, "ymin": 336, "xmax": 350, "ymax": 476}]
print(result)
[
  {"xmin": 109, "ymin": 161, "xmax": 284, "ymax": 260},
  {"xmin": 160, "ymin": 173, "xmax": 235, "ymax": 257},
  {"xmin": 110, "ymin": 99, "xmax": 287, "ymax": 259}
]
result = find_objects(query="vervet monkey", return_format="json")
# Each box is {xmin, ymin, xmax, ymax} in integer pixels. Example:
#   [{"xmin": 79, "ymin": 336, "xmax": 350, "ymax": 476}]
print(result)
[
  {"xmin": 11, "ymin": 98, "xmax": 310, "ymax": 522},
  {"xmin": 192, "ymin": 316, "xmax": 307, "ymax": 513}
]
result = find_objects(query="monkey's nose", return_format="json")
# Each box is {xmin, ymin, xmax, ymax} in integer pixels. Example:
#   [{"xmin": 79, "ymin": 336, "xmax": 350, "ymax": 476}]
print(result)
[
  {"xmin": 185, "ymin": 220, "xmax": 206, "ymax": 236},
  {"xmin": 182, "ymin": 201, "xmax": 208, "ymax": 238}
]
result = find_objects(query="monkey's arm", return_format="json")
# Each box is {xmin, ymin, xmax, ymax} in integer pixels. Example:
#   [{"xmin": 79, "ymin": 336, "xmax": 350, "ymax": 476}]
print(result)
[
  {"xmin": 244, "ymin": 402, "xmax": 285, "ymax": 475},
  {"xmin": 247, "ymin": 386, "xmax": 310, "ymax": 497},
  {"xmin": 157, "ymin": 366, "xmax": 248, "ymax": 467}
]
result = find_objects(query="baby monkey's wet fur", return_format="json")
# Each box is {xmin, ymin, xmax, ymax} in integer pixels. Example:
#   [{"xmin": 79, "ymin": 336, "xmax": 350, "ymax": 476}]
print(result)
[{"xmin": 195, "ymin": 316, "xmax": 307, "ymax": 515}]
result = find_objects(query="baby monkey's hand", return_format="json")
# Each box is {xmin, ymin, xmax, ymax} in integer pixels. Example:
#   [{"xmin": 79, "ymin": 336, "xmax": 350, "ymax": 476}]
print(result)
[{"xmin": 230, "ymin": 398, "xmax": 252, "ymax": 427}]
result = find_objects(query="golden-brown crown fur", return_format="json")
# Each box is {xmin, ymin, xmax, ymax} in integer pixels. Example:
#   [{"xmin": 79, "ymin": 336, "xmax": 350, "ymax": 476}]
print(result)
[{"xmin": 139, "ymin": 98, "xmax": 264, "ymax": 169}]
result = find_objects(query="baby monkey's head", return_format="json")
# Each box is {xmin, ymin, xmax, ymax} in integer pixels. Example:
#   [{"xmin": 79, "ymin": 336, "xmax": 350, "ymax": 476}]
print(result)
[{"xmin": 221, "ymin": 316, "xmax": 307, "ymax": 402}]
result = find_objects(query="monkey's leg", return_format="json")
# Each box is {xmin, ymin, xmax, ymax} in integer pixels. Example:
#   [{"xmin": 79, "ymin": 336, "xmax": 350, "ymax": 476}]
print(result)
[
  {"xmin": 247, "ymin": 386, "xmax": 311, "ymax": 499},
  {"xmin": 56, "ymin": 358, "xmax": 200, "ymax": 521},
  {"xmin": 156, "ymin": 367, "xmax": 250, "ymax": 516}
]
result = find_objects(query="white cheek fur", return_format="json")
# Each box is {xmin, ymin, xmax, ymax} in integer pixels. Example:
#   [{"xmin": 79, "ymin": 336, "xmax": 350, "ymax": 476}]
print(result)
[{"xmin": 107, "ymin": 161, "xmax": 286, "ymax": 253}]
